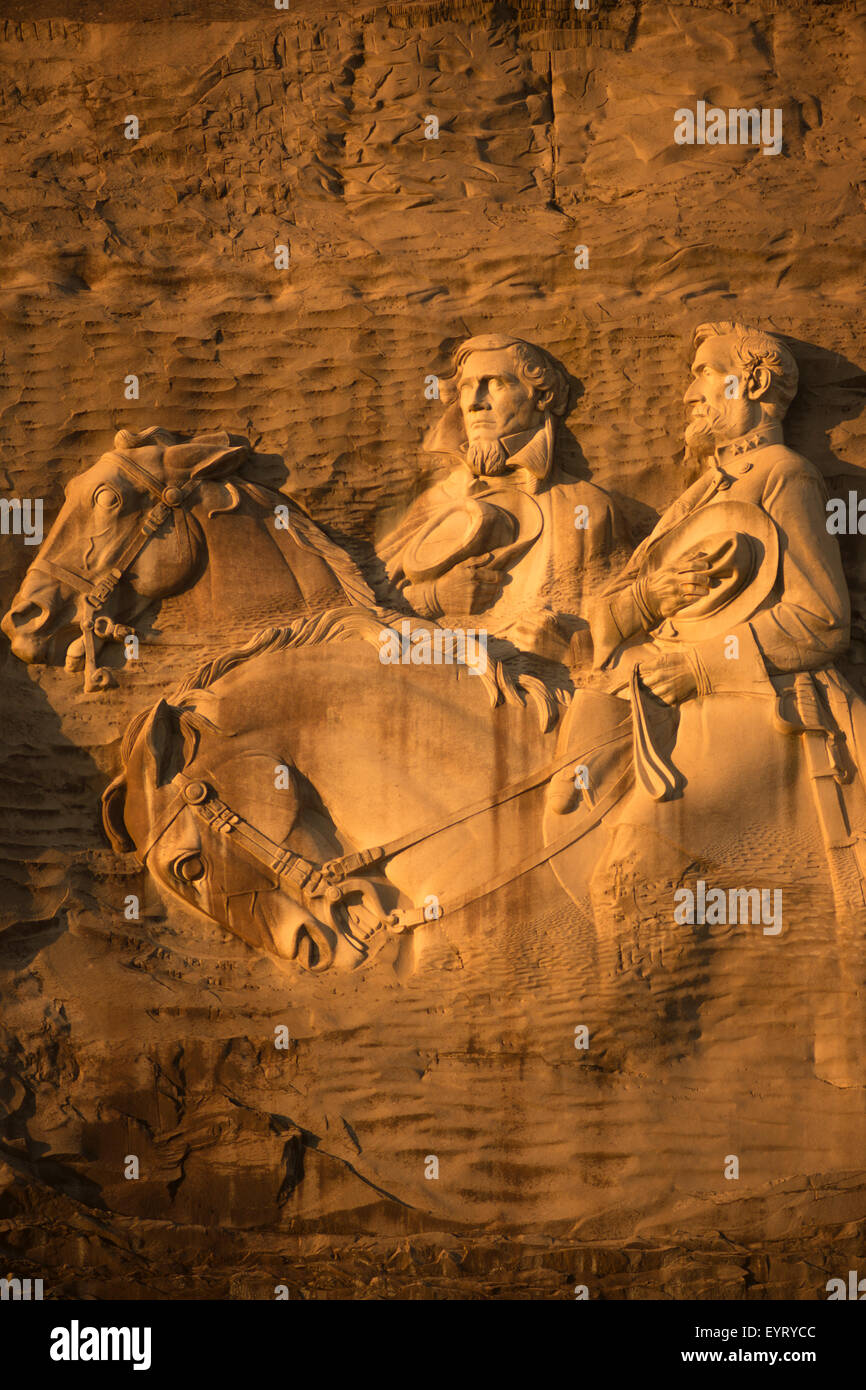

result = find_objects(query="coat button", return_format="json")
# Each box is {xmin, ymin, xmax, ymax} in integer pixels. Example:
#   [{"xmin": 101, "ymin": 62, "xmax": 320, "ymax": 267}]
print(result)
[
  {"xmin": 183, "ymin": 781, "xmax": 209, "ymax": 804},
  {"xmin": 162, "ymin": 485, "xmax": 184, "ymax": 507}
]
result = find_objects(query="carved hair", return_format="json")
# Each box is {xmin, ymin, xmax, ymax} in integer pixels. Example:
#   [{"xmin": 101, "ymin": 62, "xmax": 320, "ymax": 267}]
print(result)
[
  {"xmin": 440, "ymin": 334, "xmax": 576, "ymax": 418},
  {"xmin": 113, "ymin": 426, "xmax": 180, "ymax": 450},
  {"xmin": 693, "ymin": 322, "xmax": 799, "ymax": 419}
]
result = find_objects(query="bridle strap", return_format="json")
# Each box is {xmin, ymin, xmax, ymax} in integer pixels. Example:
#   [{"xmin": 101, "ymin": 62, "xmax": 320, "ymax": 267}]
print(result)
[
  {"xmin": 33, "ymin": 458, "xmax": 199, "ymax": 609},
  {"xmin": 401, "ymin": 762, "xmax": 634, "ymax": 929},
  {"xmin": 112, "ymin": 451, "xmax": 168, "ymax": 499},
  {"xmin": 83, "ymin": 466, "xmax": 200, "ymax": 609},
  {"xmin": 321, "ymin": 725, "xmax": 634, "ymax": 880},
  {"xmin": 29, "ymin": 554, "xmax": 93, "ymax": 597},
  {"xmin": 143, "ymin": 771, "xmax": 327, "ymax": 904}
]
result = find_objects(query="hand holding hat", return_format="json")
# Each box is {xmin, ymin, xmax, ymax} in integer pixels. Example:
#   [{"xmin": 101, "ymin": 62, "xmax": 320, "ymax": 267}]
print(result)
[
  {"xmin": 634, "ymin": 548, "xmax": 714, "ymax": 625},
  {"xmin": 630, "ymin": 500, "xmax": 780, "ymax": 643}
]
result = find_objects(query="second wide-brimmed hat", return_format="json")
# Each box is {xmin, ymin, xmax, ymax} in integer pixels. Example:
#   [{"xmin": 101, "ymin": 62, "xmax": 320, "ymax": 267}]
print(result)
[{"xmin": 639, "ymin": 498, "xmax": 780, "ymax": 642}]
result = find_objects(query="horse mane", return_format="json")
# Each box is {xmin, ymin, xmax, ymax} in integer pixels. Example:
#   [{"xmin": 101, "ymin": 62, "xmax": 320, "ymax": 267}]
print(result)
[
  {"xmin": 114, "ymin": 426, "xmax": 182, "ymax": 451},
  {"xmin": 112, "ymin": 425, "xmax": 377, "ymax": 611},
  {"xmin": 167, "ymin": 606, "xmax": 567, "ymax": 732}
]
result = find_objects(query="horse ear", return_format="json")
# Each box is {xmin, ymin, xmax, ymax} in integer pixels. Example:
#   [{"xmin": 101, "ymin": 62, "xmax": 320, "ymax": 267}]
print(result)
[
  {"xmin": 102, "ymin": 773, "xmax": 134, "ymax": 853},
  {"xmin": 162, "ymin": 436, "xmax": 249, "ymax": 481},
  {"xmin": 190, "ymin": 445, "xmax": 249, "ymax": 480},
  {"xmin": 143, "ymin": 698, "xmax": 185, "ymax": 786},
  {"xmin": 142, "ymin": 698, "xmax": 203, "ymax": 787}
]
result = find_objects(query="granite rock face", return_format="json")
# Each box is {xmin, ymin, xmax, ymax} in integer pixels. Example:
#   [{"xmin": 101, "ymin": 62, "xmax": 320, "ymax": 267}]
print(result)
[{"xmin": 1, "ymin": 0, "xmax": 866, "ymax": 1299}]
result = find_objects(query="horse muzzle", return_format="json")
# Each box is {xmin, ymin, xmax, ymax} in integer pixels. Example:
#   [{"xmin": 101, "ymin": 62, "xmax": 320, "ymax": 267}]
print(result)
[{"xmin": 1, "ymin": 591, "xmax": 76, "ymax": 665}]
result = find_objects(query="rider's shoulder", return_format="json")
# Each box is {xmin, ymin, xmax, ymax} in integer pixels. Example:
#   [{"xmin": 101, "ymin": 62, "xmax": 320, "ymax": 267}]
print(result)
[{"xmin": 757, "ymin": 443, "xmax": 825, "ymax": 490}]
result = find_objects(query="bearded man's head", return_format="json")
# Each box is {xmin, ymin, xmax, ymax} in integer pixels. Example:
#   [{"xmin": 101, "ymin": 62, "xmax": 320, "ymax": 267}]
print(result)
[
  {"xmin": 440, "ymin": 335, "xmax": 575, "ymax": 476},
  {"xmin": 684, "ymin": 322, "xmax": 799, "ymax": 461}
]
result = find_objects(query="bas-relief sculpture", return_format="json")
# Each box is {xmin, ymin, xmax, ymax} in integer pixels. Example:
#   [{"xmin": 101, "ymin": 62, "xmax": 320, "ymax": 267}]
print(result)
[
  {"xmin": 5, "ymin": 321, "xmax": 866, "ymax": 1226},
  {"xmin": 546, "ymin": 322, "xmax": 866, "ymax": 926},
  {"xmin": 100, "ymin": 613, "xmax": 563, "ymax": 973},
  {"xmin": 5, "ymin": 323, "xmax": 865, "ymax": 983},
  {"xmin": 1, "ymin": 426, "xmax": 375, "ymax": 692}
]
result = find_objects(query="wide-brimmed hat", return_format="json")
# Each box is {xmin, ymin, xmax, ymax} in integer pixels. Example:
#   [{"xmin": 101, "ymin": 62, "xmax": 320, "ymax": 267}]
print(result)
[
  {"xmin": 401, "ymin": 486, "xmax": 544, "ymax": 582},
  {"xmin": 639, "ymin": 498, "xmax": 780, "ymax": 642},
  {"xmin": 401, "ymin": 498, "xmax": 517, "ymax": 582}
]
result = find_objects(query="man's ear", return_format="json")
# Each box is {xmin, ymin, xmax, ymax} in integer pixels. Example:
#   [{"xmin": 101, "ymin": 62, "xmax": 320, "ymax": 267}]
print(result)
[{"xmin": 745, "ymin": 364, "xmax": 773, "ymax": 402}]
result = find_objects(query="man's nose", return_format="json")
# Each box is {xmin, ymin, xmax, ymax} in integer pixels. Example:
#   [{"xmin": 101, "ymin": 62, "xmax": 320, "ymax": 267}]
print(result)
[
  {"xmin": 468, "ymin": 381, "xmax": 491, "ymax": 410},
  {"xmin": 683, "ymin": 378, "xmax": 702, "ymax": 405}
]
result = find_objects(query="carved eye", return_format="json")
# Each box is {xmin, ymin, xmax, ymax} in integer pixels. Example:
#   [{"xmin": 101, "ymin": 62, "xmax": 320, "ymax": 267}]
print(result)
[
  {"xmin": 94, "ymin": 484, "xmax": 121, "ymax": 510},
  {"xmin": 173, "ymin": 853, "xmax": 206, "ymax": 884}
]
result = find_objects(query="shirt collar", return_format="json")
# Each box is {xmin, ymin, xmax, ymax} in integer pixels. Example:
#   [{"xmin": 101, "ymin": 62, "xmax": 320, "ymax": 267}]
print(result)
[
  {"xmin": 459, "ymin": 421, "xmax": 553, "ymax": 485},
  {"xmin": 713, "ymin": 422, "xmax": 784, "ymax": 473}
]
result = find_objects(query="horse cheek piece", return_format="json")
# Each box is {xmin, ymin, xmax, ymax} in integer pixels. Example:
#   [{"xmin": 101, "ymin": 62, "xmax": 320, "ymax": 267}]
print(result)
[
  {"xmin": 150, "ymin": 774, "xmax": 402, "ymax": 971},
  {"xmin": 80, "ymin": 485, "xmax": 188, "ymax": 692}
]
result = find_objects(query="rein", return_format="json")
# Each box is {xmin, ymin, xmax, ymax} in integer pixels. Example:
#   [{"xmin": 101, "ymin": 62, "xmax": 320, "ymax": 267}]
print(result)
[{"xmin": 141, "ymin": 730, "xmax": 634, "ymax": 954}]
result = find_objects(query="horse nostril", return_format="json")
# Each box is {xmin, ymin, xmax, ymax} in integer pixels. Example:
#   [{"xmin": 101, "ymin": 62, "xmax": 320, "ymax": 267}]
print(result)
[
  {"xmin": 2, "ymin": 601, "xmax": 55, "ymax": 662},
  {"xmin": 6, "ymin": 600, "xmax": 46, "ymax": 630}
]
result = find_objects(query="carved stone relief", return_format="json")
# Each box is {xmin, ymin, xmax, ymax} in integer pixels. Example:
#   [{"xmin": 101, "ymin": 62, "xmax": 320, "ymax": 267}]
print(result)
[{"xmin": 3, "ymin": 0, "xmax": 866, "ymax": 1308}]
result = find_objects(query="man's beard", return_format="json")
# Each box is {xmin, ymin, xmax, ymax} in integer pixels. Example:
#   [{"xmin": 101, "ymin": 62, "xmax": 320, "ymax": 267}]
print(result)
[
  {"xmin": 684, "ymin": 409, "xmax": 723, "ymax": 462},
  {"xmin": 466, "ymin": 438, "xmax": 510, "ymax": 476}
]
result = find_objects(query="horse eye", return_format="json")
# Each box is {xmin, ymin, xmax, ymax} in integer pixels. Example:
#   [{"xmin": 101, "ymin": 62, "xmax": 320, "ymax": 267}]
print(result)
[
  {"xmin": 174, "ymin": 853, "xmax": 206, "ymax": 884},
  {"xmin": 94, "ymin": 485, "xmax": 121, "ymax": 509}
]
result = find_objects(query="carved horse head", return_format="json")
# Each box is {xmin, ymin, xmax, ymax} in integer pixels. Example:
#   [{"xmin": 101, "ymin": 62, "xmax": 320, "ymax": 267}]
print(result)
[
  {"xmin": 2, "ymin": 426, "xmax": 376, "ymax": 691},
  {"xmin": 1, "ymin": 428, "xmax": 250, "ymax": 687},
  {"xmin": 101, "ymin": 613, "xmax": 565, "ymax": 975},
  {"xmin": 101, "ymin": 680, "xmax": 394, "ymax": 974}
]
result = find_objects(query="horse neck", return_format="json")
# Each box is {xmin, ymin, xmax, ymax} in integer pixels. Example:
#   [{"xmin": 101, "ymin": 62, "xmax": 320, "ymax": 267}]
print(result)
[
  {"xmin": 185, "ymin": 486, "xmax": 306, "ymax": 638},
  {"xmin": 218, "ymin": 647, "xmax": 557, "ymax": 908}
]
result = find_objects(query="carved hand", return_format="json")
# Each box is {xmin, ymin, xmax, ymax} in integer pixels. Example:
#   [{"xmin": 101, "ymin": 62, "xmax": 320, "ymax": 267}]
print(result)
[
  {"xmin": 433, "ymin": 554, "xmax": 503, "ymax": 614},
  {"xmin": 505, "ymin": 610, "xmax": 571, "ymax": 661},
  {"xmin": 402, "ymin": 580, "xmax": 442, "ymax": 619},
  {"xmin": 637, "ymin": 650, "xmax": 698, "ymax": 705},
  {"xmin": 637, "ymin": 552, "xmax": 712, "ymax": 622}
]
